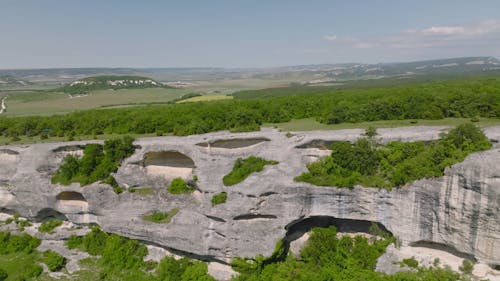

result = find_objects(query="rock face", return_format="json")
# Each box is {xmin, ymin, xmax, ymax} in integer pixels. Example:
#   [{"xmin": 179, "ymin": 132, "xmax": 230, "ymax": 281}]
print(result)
[{"xmin": 0, "ymin": 126, "xmax": 499, "ymax": 267}]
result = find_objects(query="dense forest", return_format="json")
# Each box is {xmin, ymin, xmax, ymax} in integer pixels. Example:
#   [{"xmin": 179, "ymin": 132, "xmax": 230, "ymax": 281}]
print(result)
[
  {"xmin": 296, "ymin": 124, "xmax": 492, "ymax": 189},
  {"xmin": 1, "ymin": 78, "xmax": 499, "ymax": 139}
]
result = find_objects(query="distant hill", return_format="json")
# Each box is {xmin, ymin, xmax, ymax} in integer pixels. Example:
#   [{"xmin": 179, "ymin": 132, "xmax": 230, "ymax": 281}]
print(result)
[
  {"xmin": 275, "ymin": 56, "xmax": 500, "ymax": 84},
  {"xmin": 0, "ymin": 57, "xmax": 499, "ymax": 86},
  {"xmin": 0, "ymin": 75, "xmax": 31, "ymax": 87},
  {"xmin": 59, "ymin": 75, "xmax": 165, "ymax": 93}
]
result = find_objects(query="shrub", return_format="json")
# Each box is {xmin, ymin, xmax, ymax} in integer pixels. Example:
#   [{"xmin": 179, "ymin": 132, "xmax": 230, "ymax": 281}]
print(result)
[
  {"xmin": 0, "ymin": 232, "xmax": 41, "ymax": 254},
  {"xmin": 459, "ymin": 259, "xmax": 474, "ymax": 274},
  {"xmin": 66, "ymin": 234, "xmax": 83, "ymax": 250},
  {"xmin": 38, "ymin": 219, "xmax": 63, "ymax": 233},
  {"xmin": 113, "ymin": 186, "xmax": 125, "ymax": 194},
  {"xmin": 167, "ymin": 178, "xmax": 194, "ymax": 194},
  {"xmin": 400, "ymin": 257, "xmax": 419, "ymax": 268},
  {"xmin": 143, "ymin": 208, "xmax": 179, "ymax": 223},
  {"xmin": 211, "ymin": 192, "xmax": 227, "ymax": 206},
  {"xmin": 156, "ymin": 256, "xmax": 215, "ymax": 281},
  {"xmin": 223, "ymin": 156, "xmax": 278, "ymax": 186},
  {"xmin": 129, "ymin": 187, "xmax": 154, "ymax": 195},
  {"xmin": 42, "ymin": 250, "xmax": 67, "ymax": 271},
  {"xmin": 24, "ymin": 264, "xmax": 43, "ymax": 278},
  {"xmin": 364, "ymin": 126, "xmax": 378, "ymax": 138}
]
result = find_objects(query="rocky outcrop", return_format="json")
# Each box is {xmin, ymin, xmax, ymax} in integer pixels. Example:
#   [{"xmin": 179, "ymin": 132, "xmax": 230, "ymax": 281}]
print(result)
[{"xmin": 0, "ymin": 126, "xmax": 499, "ymax": 267}]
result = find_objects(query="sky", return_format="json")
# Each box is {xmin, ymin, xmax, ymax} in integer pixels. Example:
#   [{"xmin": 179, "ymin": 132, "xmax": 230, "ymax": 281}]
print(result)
[{"xmin": 1, "ymin": 0, "xmax": 500, "ymax": 69}]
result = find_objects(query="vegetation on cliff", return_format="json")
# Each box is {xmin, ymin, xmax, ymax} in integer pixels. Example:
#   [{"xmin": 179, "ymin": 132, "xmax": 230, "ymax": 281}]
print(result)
[
  {"xmin": 167, "ymin": 177, "xmax": 195, "ymax": 194},
  {"xmin": 66, "ymin": 226, "xmax": 215, "ymax": 280},
  {"xmin": 38, "ymin": 219, "xmax": 63, "ymax": 233},
  {"xmin": 1, "ymin": 78, "xmax": 499, "ymax": 140},
  {"xmin": 223, "ymin": 156, "xmax": 278, "ymax": 186},
  {"xmin": 51, "ymin": 136, "xmax": 135, "ymax": 186},
  {"xmin": 231, "ymin": 225, "xmax": 468, "ymax": 281},
  {"xmin": 0, "ymin": 231, "xmax": 44, "ymax": 280},
  {"xmin": 41, "ymin": 250, "xmax": 66, "ymax": 271},
  {"xmin": 143, "ymin": 208, "xmax": 179, "ymax": 224},
  {"xmin": 211, "ymin": 192, "xmax": 228, "ymax": 206},
  {"xmin": 296, "ymin": 124, "xmax": 491, "ymax": 189}
]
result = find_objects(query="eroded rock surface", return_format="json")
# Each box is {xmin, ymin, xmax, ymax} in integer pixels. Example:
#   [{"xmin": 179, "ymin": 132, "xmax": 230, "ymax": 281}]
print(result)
[{"xmin": 0, "ymin": 126, "xmax": 499, "ymax": 267}]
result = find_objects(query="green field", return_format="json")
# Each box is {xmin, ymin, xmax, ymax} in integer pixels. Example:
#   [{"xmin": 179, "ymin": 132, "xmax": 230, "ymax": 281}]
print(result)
[
  {"xmin": 264, "ymin": 117, "xmax": 500, "ymax": 131},
  {"xmin": 177, "ymin": 95, "xmax": 233, "ymax": 103},
  {"xmin": 4, "ymin": 88, "xmax": 188, "ymax": 116}
]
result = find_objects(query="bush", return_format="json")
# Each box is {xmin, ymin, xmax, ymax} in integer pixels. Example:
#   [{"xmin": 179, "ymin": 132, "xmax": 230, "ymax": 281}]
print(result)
[
  {"xmin": 38, "ymin": 219, "xmax": 63, "ymax": 233},
  {"xmin": 459, "ymin": 259, "xmax": 474, "ymax": 274},
  {"xmin": 156, "ymin": 256, "xmax": 215, "ymax": 281},
  {"xmin": 143, "ymin": 209, "xmax": 179, "ymax": 223},
  {"xmin": 364, "ymin": 126, "xmax": 378, "ymax": 138},
  {"xmin": 400, "ymin": 257, "xmax": 419, "ymax": 268},
  {"xmin": 42, "ymin": 250, "xmax": 67, "ymax": 271},
  {"xmin": 0, "ymin": 232, "xmax": 41, "ymax": 254},
  {"xmin": 66, "ymin": 234, "xmax": 83, "ymax": 250},
  {"xmin": 167, "ymin": 178, "xmax": 194, "ymax": 194},
  {"xmin": 223, "ymin": 157, "xmax": 278, "ymax": 186},
  {"xmin": 129, "ymin": 187, "xmax": 154, "ymax": 196},
  {"xmin": 24, "ymin": 264, "xmax": 43, "ymax": 278},
  {"xmin": 211, "ymin": 192, "xmax": 227, "ymax": 206}
]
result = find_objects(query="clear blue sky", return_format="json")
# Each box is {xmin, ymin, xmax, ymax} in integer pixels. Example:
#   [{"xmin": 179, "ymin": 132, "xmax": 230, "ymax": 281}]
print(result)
[{"xmin": 1, "ymin": 0, "xmax": 500, "ymax": 68}]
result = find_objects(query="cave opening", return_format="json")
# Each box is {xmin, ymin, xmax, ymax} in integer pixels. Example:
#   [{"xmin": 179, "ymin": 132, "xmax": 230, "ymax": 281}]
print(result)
[
  {"xmin": 35, "ymin": 208, "xmax": 68, "ymax": 222},
  {"xmin": 55, "ymin": 191, "xmax": 89, "ymax": 213},
  {"xmin": 143, "ymin": 151, "xmax": 195, "ymax": 168},
  {"xmin": 142, "ymin": 151, "xmax": 195, "ymax": 180},
  {"xmin": 284, "ymin": 216, "xmax": 392, "ymax": 243},
  {"xmin": 196, "ymin": 138, "xmax": 269, "ymax": 149},
  {"xmin": 56, "ymin": 191, "xmax": 86, "ymax": 201}
]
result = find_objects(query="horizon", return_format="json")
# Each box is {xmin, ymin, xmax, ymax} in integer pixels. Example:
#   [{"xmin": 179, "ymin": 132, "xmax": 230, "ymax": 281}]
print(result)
[
  {"xmin": 0, "ymin": 55, "xmax": 498, "ymax": 71},
  {"xmin": 1, "ymin": 1, "xmax": 500, "ymax": 69}
]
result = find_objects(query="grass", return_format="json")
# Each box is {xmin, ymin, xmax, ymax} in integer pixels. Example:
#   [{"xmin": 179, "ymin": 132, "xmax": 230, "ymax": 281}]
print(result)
[
  {"xmin": 0, "ymin": 252, "xmax": 43, "ymax": 280},
  {"xmin": 129, "ymin": 187, "xmax": 155, "ymax": 196},
  {"xmin": 4, "ymin": 87, "xmax": 188, "ymax": 116},
  {"xmin": 264, "ymin": 117, "xmax": 500, "ymax": 131},
  {"xmin": 176, "ymin": 95, "xmax": 233, "ymax": 103},
  {"xmin": 223, "ymin": 156, "xmax": 278, "ymax": 186},
  {"xmin": 211, "ymin": 192, "xmax": 228, "ymax": 206},
  {"xmin": 143, "ymin": 208, "xmax": 180, "ymax": 224},
  {"xmin": 38, "ymin": 219, "xmax": 63, "ymax": 233}
]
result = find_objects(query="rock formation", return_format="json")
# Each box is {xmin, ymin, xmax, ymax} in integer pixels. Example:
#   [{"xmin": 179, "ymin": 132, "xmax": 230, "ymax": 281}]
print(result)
[{"xmin": 1, "ymin": 126, "xmax": 499, "ymax": 268}]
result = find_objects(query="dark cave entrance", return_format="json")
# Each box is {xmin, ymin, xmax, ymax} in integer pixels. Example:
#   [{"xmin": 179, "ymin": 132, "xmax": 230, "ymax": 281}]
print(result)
[
  {"xmin": 35, "ymin": 208, "xmax": 68, "ymax": 222},
  {"xmin": 284, "ymin": 216, "xmax": 392, "ymax": 243}
]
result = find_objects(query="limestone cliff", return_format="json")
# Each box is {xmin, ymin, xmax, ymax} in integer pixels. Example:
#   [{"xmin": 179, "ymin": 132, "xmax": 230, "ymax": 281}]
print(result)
[{"xmin": 0, "ymin": 126, "xmax": 499, "ymax": 267}]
